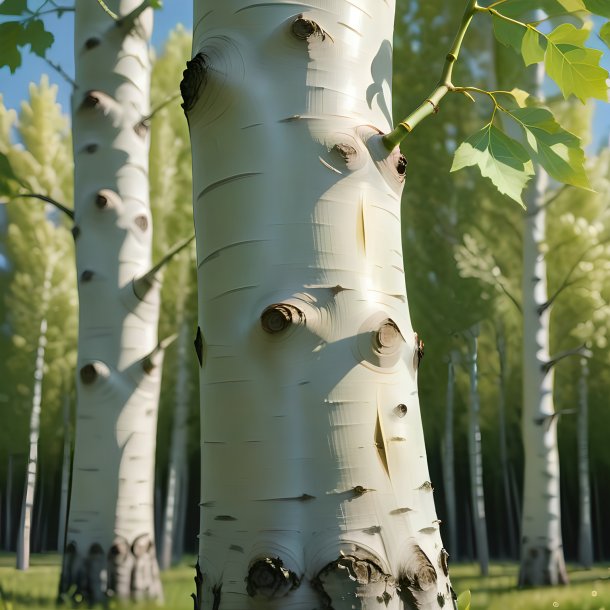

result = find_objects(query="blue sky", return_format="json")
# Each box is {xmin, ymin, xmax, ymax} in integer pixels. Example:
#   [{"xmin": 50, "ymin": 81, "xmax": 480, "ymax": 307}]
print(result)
[{"xmin": 0, "ymin": 5, "xmax": 609, "ymax": 147}]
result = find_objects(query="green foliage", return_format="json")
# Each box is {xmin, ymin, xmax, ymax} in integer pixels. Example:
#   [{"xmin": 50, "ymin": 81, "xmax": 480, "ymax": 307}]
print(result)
[
  {"xmin": 457, "ymin": 590, "xmax": 472, "ymax": 610},
  {"xmin": 0, "ymin": 1, "xmax": 57, "ymax": 73}
]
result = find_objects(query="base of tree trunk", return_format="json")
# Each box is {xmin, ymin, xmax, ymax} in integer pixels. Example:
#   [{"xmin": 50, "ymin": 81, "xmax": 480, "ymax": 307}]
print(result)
[
  {"xmin": 58, "ymin": 535, "xmax": 163, "ymax": 604},
  {"xmin": 518, "ymin": 545, "xmax": 568, "ymax": 587}
]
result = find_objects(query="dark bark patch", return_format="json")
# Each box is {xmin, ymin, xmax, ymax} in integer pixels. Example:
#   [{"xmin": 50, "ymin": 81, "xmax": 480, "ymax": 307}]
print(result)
[
  {"xmin": 191, "ymin": 561, "xmax": 204, "ymax": 610},
  {"xmin": 363, "ymin": 525, "xmax": 382, "ymax": 535},
  {"xmin": 390, "ymin": 507, "xmax": 412, "ymax": 515},
  {"xmin": 439, "ymin": 549, "xmax": 449, "ymax": 577},
  {"xmin": 261, "ymin": 303, "xmax": 304, "ymax": 334},
  {"xmin": 397, "ymin": 154, "xmax": 408, "ymax": 178},
  {"xmin": 95, "ymin": 193, "xmax": 108, "ymax": 209},
  {"xmin": 181, "ymin": 54, "xmax": 208, "ymax": 114},
  {"xmin": 84, "ymin": 143, "xmax": 98, "ymax": 154},
  {"xmin": 333, "ymin": 143, "xmax": 357, "ymax": 164},
  {"xmin": 71, "ymin": 226, "xmax": 80, "ymax": 240},
  {"xmin": 246, "ymin": 556, "xmax": 300, "ymax": 598},
  {"xmin": 414, "ymin": 332, "xmax": 425, "ymax": 369},
  {"xmin": 353, "ymin": 485, "xmax": 372, "ymax": 497},
  {"xmin": 214, "ymin": 515, "xmax": 237, "ymax": 521},
  {"xmin": 292, "ymin": 15, "xmax": 328, "ymax": 41},
  {"xmin": 437, "ymin": 592, "xmax": 446, "ymax": 607},
  {"xmin": 194, "ymin": 326, "xmax": 203, "ymax": 367},
  {"xmin": 80, "ymin": 364, "xmax": 98, "ymax": 385},
  {"xmin": 395, "ymin": 404, "xmax": 408, "ymax": 417},
  {"xmin": 375, "ymin": 414, "xmax": 390, "ymax": 477},
  {"xmin": 81, "ymin": 270, "xmax": 94, "ymax": 282},
  {"xmin": 229, "ymin": 545, "xmax": 244, "ymax": 553},
  {"xmin": 134, "ymin": 215, "xmax": 148, "ymax": 231},
  {"xmin": 84, "ymin": 37, "xmax": 100, "ymax": 50},
  {"xmin": 398, "ymin": 545, "xmax": 438, "ymax": 605},
  {"xmin": 134, "ymin": 119, "xmax": 150, "ymax": 139},
  {"xmin": 81, "ymin": 91, "xmax": 101, "ymax": 109}
]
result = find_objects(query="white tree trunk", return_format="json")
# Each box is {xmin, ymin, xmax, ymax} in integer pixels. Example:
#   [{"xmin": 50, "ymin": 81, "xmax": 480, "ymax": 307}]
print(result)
[
  {"xmin": 442, "ymin": 355, "xmax": 458, "ymax": 559},
  {"xmin": 60, "ymin": 0, "xmax": 163, "ymax": 602},
  {"xmin": 57, "ymin": 392, "xmax": 72, "ymax": 552},
  {"xmin": 518, "ymin": 165, "xmax": 568, "ymax": 586},
  {"xmin": 184, "ymin": 2, "xmax": 454, "ymax": 608},
  {"xmin": 160, "ymin": 317, "xmax": 190, "ymax": 570},
  {"xmin": 577, "ymin": 356, "xmax": 593, "ymax": 568},
  {"xmin": 4, "ymin": 454, "xmax": 15, "ymax": 551},
  {"xmin": 16, "ymin": 263, "xmax": 52, "ymax": 570},
  {"xmin": 466, "ymin": 326, "xmax": 489, "ymax": 576}
]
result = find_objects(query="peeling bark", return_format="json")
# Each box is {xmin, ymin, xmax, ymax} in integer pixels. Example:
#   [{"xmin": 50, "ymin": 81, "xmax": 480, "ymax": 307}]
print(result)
[{"xmin": 185, "ymin": 1, "xmax": 454, "ymax": 608}]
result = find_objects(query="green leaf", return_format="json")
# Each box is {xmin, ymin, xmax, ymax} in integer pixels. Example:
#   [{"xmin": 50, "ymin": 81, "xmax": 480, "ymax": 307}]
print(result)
[
  {"xmin": 600, "ymin": 22, "xmax": 610, "ymax": 49},
  {"xmin": 451, "ymin": 122, "xmax": 534, "ymax": 206},
  {"xmin": 522, "ymin": 27, "xmax": 545, "ymax": 65},
  {"xmin": 504, "ymin": 106, "xmax": 590, "ymax": 189},
  {"xmin": 583, "ymin": 0, "xmax": 610, "ymax": 18},
  {"xmin": 24, "ymin": 18, "xmax": 53, "ymax": 57},
  {"xmin": 0, "ymin": 21, "xmax": 26, "ymax": 72},
  {"xmin": 149, "ymin": 0, "xmax": 163, "ymax": 7},
  {"xmin": 457, "ymin": 590, "xmax": 472, "ymax": 610},
  {"xmin": 492, "ymin": 13, "xmax": 525, "ymax": 52},
  {"xmin": 0, "ymin": 0, "xmax": 27, "ymax": 15},
  {"xmin": 545, "ymin": 23, "xmax": 609, "ymax": 102}
]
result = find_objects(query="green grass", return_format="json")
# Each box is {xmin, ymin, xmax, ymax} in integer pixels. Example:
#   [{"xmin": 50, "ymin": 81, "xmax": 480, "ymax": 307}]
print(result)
[{"xmin": 1, "ymin": 554, "xmax": 609, "ymax": 609}]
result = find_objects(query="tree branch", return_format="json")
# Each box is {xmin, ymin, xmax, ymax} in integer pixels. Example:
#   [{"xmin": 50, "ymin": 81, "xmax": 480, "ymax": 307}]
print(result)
[
  {"xmin": 142, "ymin": 333, "xmax": 178, "ymax": 374},
  {"xmin": 132, "ymin": 234, "xmax": 195, "ymax": 300},
  {"xmin": 116, "ymin": 0, "xmax": 152, "ymax": 30},
  {"xmin": 542, "ymin": 344, "xmax": 592, "ymax": 374},
  {"xmin": 43, "ymin": 57, "xmax": 77, "ymax": 89},
  {"xmin": 5, "ymin": 194, "xmax": 74, "ymax": 220},
  {"xmin": 383, "ymin": 0, "xmax": 478, "ymax": 149},
  {"xmin": 134, "ymin": 92, "xmax": 181, "ymax": 135}
]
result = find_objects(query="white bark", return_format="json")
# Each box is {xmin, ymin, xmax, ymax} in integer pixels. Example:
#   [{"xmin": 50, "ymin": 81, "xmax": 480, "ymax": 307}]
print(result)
[
  {"xmin": 519, "ymin": 164, "xmax": 568, "ymax": 586},
  {"xmin": 16, "ymin": 263, "xmax": 52, "ymax": 570},
  {"xmin": 4, "ymin": 454, "xmax": 15, "ymax": 551},
  {"xmin": 465, "ymin": 326, "xmax": 489, "ymax": 576},
  {"xmin": 60, "ymin": 0, "xmax": 163, "ymax": 602},
  {"xmin": 577, "ymin": 356, "xmax": 593, "ymax": 568},
  {"xmin": 185, "ymin": 2, "xmax": 454, "ymax": 608},
  {"xmin": 442, "ymin": 354, "xmax": 458, "ymax": 558},
  {"xmin": 160, "ymin": 316, "xmax": 190, "ymax": 570}
]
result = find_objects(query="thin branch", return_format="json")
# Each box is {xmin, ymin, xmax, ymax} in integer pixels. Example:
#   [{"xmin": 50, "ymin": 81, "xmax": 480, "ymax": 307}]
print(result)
[
  {"xmin": 542, "ymin": 344, "xmax": 592, "ymax": 374},
  {"xmin": 6, "ymin": 194, "xmax": 74, "ymax": 220},
  {"xmin": 142, "ymin": 333, "xmax": 178, "ymax": 373},
  {"xmin": 43, "ymin": 57, "xmax": 77, "ymax": 89},
  {"xmin": 132, "ymin": 234, "xmax": 195, "ymax": 300},
  {"xmin": 95, "ymin": 0, "xmax": 118, "ymax": 19},
  {"xmin": 134, "ymin": 92, "xmax": 181, "ymax": 132},
  {"xmin": 383, "ymin": 0, "xmax": 478, "ymax": 149},
  {"xmin": 116, "ymin": 0, "xmax": 152, "ymax": 30},
  {"xmin": 539, "ymin": 184, "xmax": 570, "ymax": 212}
]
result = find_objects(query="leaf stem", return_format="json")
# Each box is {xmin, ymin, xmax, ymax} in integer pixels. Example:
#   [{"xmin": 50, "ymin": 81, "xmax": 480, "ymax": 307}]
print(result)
[
  {"xmin": 95, "ymin": 0, "xmax": 118, "ymax": 20},
  {"xmin": 9, "ymin": 194, "xmax": 74, "ymax": 220},
  {"xmin": 382, "ymin": 0, "xmax": 479, "ymax": 150}
]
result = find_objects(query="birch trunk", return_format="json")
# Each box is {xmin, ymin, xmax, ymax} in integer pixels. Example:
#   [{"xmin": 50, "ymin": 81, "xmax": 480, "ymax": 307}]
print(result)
[
  {"xmin": 160, "ymin": 317, "xmax": 190, "ymax": 570},
  {"xmin": 518, "ymin": 164, "xmax": 568, "ymax": 586},
  {"xmin": 183, "ymin": 2, "xmax": 455, "ymax": 608},
  {"xmin": 16, "ymin": 262, "xmax": 52, "ymax": 570},
  {"xmin": 57, "ymin": 392, "xmax": 72, "ymax": 552},
  {"xmin": 577, "ymin": 356, "xmax": 593, "ymax": 568},
  {"xmin": 442, "ymin": 354, "xmax": 458, "ymax": 558},
  {"xmin": 496, "ymin": 328, "xmax": 518, "ymax": 559},
  {"xmin": 59, "ymin": 1, "xmax": 163, "ymax": 602},
  {"xmin": 466, "ymin": 327, "xmax": 489, "ymax": 576},
  {"xmin": 4, "ymin": 454, "xmax": 15, "ymax": 551}
]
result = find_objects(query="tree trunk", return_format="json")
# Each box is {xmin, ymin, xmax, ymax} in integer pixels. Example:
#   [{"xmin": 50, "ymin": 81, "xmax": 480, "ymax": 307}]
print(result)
[
  {"xmin": 183, "ymin": 2, "xmax": 455, "ymax": 608},
  {"xmin": 466, "ymin": 326, "xmax": 489, "ymax": 576},
  {"xmin": 59, "ymin": 0, "xmax": 163, "ymax": 602},
  {"xmin": 442, "ymin": 354, "xmax": 458, "ymax": 559},
  {"xmin": 496, "ymin": 327, "xmax": 518, "ymax": 559},
  {"xmin": 160, "ymin": 317, "xmax": 190, "ymax": 570},
  {"xmin": 4, "ymin": 454, "xmax": 15, "ymax": 551},
  {"xmin": 16, "ymin": 263, "xmax": 52, "ymax": 570},
  {"xmin": 577, "ymin": 356, "xmax": 593, "ymax": 568},
  {"xmin": 57, "ymin": 392, "xmax": 72, "ymax": 552},
  {"xmin": 518, "ymin": 160, "xmax": 568, "ymax": 586}
]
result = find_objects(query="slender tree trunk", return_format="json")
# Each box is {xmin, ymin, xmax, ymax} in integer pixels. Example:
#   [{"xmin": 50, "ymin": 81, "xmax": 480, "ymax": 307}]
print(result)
[
  {"xmin": 160, "ymin": 317, "xmax": 190, "ymax": 570},
  {"xmin": 59, "ymin": 1, "xmax": 163, "ymax": 602},
  {"xmin": 57, "ymin": 392, "xmax": 72, "ymax": 552},
  {"xmin": 577, "ymin": 356, "xmax": 593, "ymax": 568},
  {"xmin": 518, "ymin": 160, "xmax": 568, "ymax": 586},
  {"xmin": 183, "ymin": 1, "xmax": 455, "ymax": 608},
  {"xmin": 466, "ymin": 326, "xmax": 489, "ymax": 576},
  {"xmin": 16, "ymin": 264, "xmax": 52, "ymax": 570},
  {"xmin": 442, "ymin": 354, "xmax": 458, "ymax": 559},
  {"xmin": 496, "ymin": 327, "xmax": 518, "ymax": 559}
]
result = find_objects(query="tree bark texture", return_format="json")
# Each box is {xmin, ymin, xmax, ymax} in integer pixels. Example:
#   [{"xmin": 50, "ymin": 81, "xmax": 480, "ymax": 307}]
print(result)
[
  {"xmin": 184, "ymin": 2, "xmax": 454, "ymax": 608},
  {"xmin": 59, "ymin": 0, "xmax": 163, "ymax": 602},
  {"xmin": 57, "ymin": 392, "xmax": 72, "ymax": 552},
  {"xmin": 466, "ymin": 327, "xmax": 489, "ymax": 576},
  {"xmin": 518, "ymin": 165, "xmax": 568, "ymax": 587}
]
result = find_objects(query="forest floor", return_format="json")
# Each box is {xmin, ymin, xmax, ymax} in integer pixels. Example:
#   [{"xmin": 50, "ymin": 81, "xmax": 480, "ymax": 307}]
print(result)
[{"xmin": 0, "ymin": 553, "xmax": 609, "ymax": 609}]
